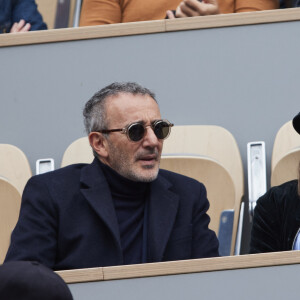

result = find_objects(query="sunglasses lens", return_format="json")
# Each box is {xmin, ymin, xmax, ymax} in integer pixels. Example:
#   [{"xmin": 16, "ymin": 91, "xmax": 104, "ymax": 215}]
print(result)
[
  {"xmin": 128, "ymin": 123, "xmax": 145, "ymax": 141},
  {"xmin": 154, "ymin": 121, "xmax": 171, "ymax": 139},
  {"xmin": 127, "ymin": 121, "xmax": 172, "ymax": 141}
]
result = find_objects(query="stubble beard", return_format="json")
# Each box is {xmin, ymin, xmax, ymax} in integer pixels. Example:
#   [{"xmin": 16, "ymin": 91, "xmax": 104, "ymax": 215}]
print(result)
[{"xmin": 107, "ymin": 141, "xmax": 160, "ymax": 182}]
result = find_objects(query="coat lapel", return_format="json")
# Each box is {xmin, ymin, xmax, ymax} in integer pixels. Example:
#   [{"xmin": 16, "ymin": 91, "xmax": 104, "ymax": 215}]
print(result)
[
  {"xmin": 80, "ymin": 159, "xmax": 122, "ymax": 251},
  {"xmin": 79, "ymin": 159, "xmax": 180, "ymax": 263},
  {"xmin": 148, "ymin": 174, "xmax": 179, "ymax": 262}
]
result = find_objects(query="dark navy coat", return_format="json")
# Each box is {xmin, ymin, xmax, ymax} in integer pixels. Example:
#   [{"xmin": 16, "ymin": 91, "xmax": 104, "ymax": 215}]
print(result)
[
  {"xmin": 5, "ymin": 159, "xmax": 219, "ymax": 270},
  {"xmin": 0, "ymin": 0, "xmax": 47, "ymax": 33}
]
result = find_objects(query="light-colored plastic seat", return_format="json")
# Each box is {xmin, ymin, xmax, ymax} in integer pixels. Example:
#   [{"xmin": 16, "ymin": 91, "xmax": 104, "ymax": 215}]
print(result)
[
  {"xmin": 271, "ymin": 149, "xmax": 300, "ymax": 187},
  {"xmin": 61, "ymin": 137, "xmax": 92, "ymax": 167},
  {"xmin": 162, "ymin": 125, "xmax": 243, "ymax": 197},
  {"xmin": 0, "ymin": 144, "xmax": 32, "ymax": 195},
  {"xmin": 162, "ymin": 125, "xmax": 244, "ymax": 254},
  {"xmin": 0, "ymin": 178, "xmax": 21, "ymax": 263},
  {"xmin": 36, "ymin": 0, "xmax": 77, "ymax": 29},
  {"xmin": 36, "ymin": 0, "xmax": 57, "ymax": 29},
  {"xmin": 271, "ymin": 121, "xmax": 300, "ymax": 187},
  {"xmin": 160, "ymin": 156, "xmax": 235, "ymax": 235}
]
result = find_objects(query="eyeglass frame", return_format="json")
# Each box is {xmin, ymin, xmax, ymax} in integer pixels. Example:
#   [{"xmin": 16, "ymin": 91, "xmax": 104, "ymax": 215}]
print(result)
[{"xmin": 96, "ymin": 119, "xmax": 174, "ymax": 142}]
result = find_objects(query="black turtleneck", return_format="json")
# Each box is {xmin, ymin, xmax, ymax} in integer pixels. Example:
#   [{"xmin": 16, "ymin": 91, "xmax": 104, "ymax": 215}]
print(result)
[{"xmin": 98, "ymin": 160, "xmax": 150, "ymax": 265}]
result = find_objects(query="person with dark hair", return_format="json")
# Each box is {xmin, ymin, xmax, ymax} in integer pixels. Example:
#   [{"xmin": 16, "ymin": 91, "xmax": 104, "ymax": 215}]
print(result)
[
  {"xmin": 5, "ymin": 82, "xmax": 219, "ymax": 270},
  {"xmin": 79, "ymin": 0, "xmax": 278, "ymax": 26},
  {"xmin": 250, "ymin": 112, "xmax": 300, "ymax": 253},
  {"xmin": 0, "ymin": 261, "xmax": 73, "ymax": 299},
  {"xmin": 0, "ymin": 0, "xmax": 47, "ymax": 34}
]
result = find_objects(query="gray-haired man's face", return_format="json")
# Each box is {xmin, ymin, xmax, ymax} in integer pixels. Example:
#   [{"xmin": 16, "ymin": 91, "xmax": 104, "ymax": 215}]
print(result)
[{"xmin": 99, "ymin": 93, "xmax": 163, "ymax": 182}]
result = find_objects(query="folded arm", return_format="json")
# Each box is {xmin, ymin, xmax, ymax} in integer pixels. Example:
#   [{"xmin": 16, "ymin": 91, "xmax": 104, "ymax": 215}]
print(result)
[{"xmin": 11, "ymin": 0, "xmax": 47, "ymax": 31}]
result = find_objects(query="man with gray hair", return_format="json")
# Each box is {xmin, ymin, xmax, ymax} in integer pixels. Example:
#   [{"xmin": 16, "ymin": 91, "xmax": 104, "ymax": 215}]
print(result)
[{"xmin": 5, "ymin": 82, "xmax": 219, "ymax": 270}]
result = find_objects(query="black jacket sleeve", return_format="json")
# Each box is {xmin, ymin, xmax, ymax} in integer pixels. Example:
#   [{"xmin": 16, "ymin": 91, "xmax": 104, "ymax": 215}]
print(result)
[{"xmin": 12, "ymin": 0, "xmax": 47, "ymax": 31}]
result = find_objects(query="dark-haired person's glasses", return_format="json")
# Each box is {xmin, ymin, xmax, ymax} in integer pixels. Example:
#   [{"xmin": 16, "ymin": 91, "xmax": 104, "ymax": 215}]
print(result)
[{"xmin": 98, "ymin": 119, "xmax": 174, "ymax": 142}]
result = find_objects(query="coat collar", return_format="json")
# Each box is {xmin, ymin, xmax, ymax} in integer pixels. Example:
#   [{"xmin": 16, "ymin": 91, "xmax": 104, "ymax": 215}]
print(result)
[
  {"xmin": 148, "ymin": 175, "xmax": 179, "ymax": 262},
  {"xmin": 80, "ymin": 158, "xmax": 180, "ymax": 262},
  {"xmin": 80, "ymin": 159, "xmax": 121, "ymax": 251}
]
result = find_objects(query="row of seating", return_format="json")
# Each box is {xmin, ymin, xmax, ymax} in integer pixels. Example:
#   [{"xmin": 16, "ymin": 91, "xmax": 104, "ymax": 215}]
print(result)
[{"xmin": 0, "ymin": 121, "xmax": 299, "ymax": 262}]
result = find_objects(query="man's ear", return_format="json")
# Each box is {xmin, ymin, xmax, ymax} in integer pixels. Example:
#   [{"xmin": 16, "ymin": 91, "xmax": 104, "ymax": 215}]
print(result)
[{"xmin": 88, "ymin": 132, "xmax": 109, "ymax": 158}]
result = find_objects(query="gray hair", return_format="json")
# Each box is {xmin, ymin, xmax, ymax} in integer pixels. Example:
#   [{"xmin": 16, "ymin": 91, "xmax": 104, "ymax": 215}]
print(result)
[{"xmin": 83, "ymin": 82, "xmax": 157, "ymax": 134}]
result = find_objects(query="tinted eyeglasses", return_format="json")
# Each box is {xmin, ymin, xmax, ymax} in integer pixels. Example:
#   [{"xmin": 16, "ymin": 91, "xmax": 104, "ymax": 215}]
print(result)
[{"xmin": 98, "ymin": 119, "xmax": 174, "ymax": 142}]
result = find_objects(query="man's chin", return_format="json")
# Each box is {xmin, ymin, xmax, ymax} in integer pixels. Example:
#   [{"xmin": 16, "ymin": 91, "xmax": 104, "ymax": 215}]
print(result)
[
  {"xmin": 132, "ymin": 167, "xmax": 159, "ymax": 182},
  {"xmin": 137, "ymin": 174, "xmax": 158, "ymax": 182}
]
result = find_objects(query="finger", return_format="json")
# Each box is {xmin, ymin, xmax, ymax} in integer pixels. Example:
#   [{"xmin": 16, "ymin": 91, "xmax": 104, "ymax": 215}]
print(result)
[
  {"xmin": 185, "ymin": 0, "xmax": 218, "ymax": 5},
  {"xmin": 180, "ymin": 2, "xmax": 199, "ymax": 17},
  {"xmin": 166, "ymin": 10, "xmax": 176, "ymax": 19},
  {"xmin": 202, "ymin": 0, "xmax": 218, "ymax": 4},
  {"xmin": 183, "ymin": 0, "xmax": 219, "ymax": 15},
  {"xmin": 16, "ymin": 19, "xmax": 26, "ymax": 31},
  {"xmin": 10, "ymin": 22, "xmax": 19, "ymax": 33},
  {"xmin": 175, "ymin": 6, "xmax": 188, "ymax": 18},
  {"xmin": 20, "ymin": 23, "xmax": 31, "ymax": 32}
]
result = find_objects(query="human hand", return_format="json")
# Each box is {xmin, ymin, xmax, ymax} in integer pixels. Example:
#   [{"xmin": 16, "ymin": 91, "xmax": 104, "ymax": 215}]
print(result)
[
  {"xmin": 10, "ymin": 19, "xmax": 31, "ymax": 33},
  {"xmin": 171, "ymin": 0, "xmax": 219, "ymax": 18},
  {"xmin": 166, "ymin": 10, "xmax": 176, "ymax": 19}
]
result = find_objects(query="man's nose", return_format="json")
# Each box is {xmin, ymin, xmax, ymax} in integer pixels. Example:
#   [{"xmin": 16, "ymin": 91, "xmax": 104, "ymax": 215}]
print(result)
[{"xmin": 142, "ymin": 127, "xmax": 159, "ymax": 147}]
